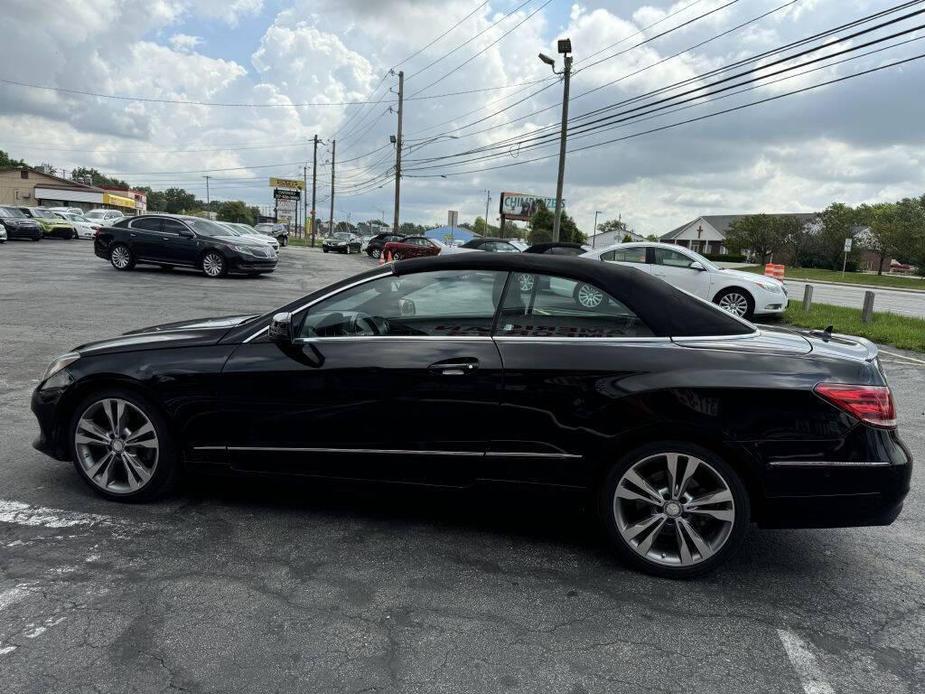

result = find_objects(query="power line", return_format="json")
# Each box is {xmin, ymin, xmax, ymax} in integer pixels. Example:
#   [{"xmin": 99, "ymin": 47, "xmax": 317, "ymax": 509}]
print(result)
[
  {"xmin": 407, "ymin": 0, "xmax": 554, "ymax": 98},
  {"xmin": 401, "ymin": 51, "xmax": 925, "ymax": 178},
  {"xmin": 391, "ymin": 0, "xmax": 491, "ymax": 69}
]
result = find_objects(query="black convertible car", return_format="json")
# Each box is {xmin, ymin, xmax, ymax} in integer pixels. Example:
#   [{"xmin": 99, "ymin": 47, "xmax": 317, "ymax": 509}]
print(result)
[{"xmin": 31, "ymin": 253, "xmax": 911, "ymax": 577}]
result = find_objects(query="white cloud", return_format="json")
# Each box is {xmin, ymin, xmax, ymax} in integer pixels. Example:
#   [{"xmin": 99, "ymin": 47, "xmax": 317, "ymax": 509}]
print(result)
[{"xmin": 169, "ymin": 33, "xmax": 204, "ymax": 52}]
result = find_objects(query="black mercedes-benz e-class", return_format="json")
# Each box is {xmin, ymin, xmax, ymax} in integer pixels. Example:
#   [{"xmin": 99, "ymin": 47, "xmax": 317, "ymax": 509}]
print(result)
[
  {"xmin": 94, "ymin": 214, "xmax": 278, "ymax": 277},
  {"xmin": 31, "ymin": 253, "xmax": 911, "ymax": 577}
]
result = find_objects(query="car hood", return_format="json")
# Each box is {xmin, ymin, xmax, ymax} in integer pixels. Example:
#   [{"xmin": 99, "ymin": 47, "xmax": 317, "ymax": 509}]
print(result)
[
  {"xmin": 73, "ymin": 314, "xmax": 258, "ymax": 356},
  {"xmin": 718, "ymin": 268, "xmax": 782, "ymax": 286},
  {"xmin": 212, "ymin": 235, "xmax": 265, "ymax": 246}
]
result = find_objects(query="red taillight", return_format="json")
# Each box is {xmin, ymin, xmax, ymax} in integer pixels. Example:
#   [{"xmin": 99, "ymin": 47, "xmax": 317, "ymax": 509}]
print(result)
[{"xmin": 814, "ymin": 383, "xmax": 897, "ymax": 428}]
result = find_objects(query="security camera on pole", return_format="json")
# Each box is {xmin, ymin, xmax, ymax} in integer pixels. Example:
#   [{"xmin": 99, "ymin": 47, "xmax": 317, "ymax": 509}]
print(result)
[{"xmin": 538, "ymin": 38, "xmax": 572, "ymax": 243}]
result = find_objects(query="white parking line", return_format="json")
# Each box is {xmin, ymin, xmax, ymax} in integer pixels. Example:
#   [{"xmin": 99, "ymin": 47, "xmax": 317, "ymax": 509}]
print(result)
[
  {"xmin": 777, "ymin": 629, "xmax": 835, "ymax": 694},
  {"xmin": 0, "ymin": 499, "xmax": 116, "ymax": 529},
  {"xmin": 0, "ymin": 585, "xmax": 31, "ymax": 612},
  {"xmin": 879, "ymin": 349, "xmax": 925, "ymax": 366}
]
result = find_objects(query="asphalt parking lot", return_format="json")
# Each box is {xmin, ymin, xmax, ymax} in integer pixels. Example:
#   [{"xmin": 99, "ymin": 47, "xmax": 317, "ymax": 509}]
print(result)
[{"xmin": 1, "ymin": 239, "xmax": 923, "ymax": 694}]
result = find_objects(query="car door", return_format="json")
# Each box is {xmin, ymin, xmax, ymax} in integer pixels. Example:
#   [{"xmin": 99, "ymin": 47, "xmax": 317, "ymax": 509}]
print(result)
[
  {"xmin": 486, "ymin": 272, "xmax": 669, "ymax": 487},
  {"xmin": 159, "ymin": 218, "xmax": 200, "ymax": 266},
  {"xmin": 649, "ymin": 247, "xmax": 712, "ymax": 299},
  {"xmin": 219, "ymin": 268, "xmax": 507, "ymax": 485},
  {"xmin": 127, "ymin": 217, "xmax": 165, "ymax": 260}
]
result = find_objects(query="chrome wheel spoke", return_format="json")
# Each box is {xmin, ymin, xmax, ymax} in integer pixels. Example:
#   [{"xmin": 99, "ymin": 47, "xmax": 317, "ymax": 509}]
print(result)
[
  {"xmin": 616, "ymin": 485, "xmax": 662, "ymax": 506},
  {"xmin": 86, "ymin": 451, "xmax": 116, "ymax": 479},
  {"xmin": 687, "ymin": 507, "xmax": 735, "ymax": 522},
  {"xmin": 621, "ymin": 469, "xmax": 664, "ymax": 505},
  {"xmin": 687, "ymin": 489, "xmax": 733, "ymax": 509},
  {"xmin": 624, "ymin": 514, "xmax": 665, "ymax": 542},
  {"xmin": 678, "ymin": 518, "xmax": 714, "ymax": 560},
  {"xmin": 677, "ymin": 457, "xmax": 699, "ymax": 498},
  {"xmin": 76, "ymin": 420, "xmax": 110, "ymax": 445},
  {"xmin": 665, "ymin": 453, "xmax": 680, "ymax": 498},
  {"xmin": 125, "ymin": 422, "xmax": 155, "ymax": 446},
  {"xmin": 675, "ymin": 523, "xmax": 694, "ymax": 565},
  {"xmin": 122, "ymin": 452, "xmax": 151, "ymax": 490}
]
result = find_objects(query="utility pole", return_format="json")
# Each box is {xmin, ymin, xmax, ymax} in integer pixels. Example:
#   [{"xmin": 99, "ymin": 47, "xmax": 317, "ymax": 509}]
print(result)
[
  {"xmin": 552, "ymin": 53, "xmax": 572, "ymax": 242},
  {"xmin": 484, "ymin": 190, "xmax": 491, "ymax": 233},
  {"xmin": 204, "ymin": 175, "xmax": 211, "ymax": 207},
  {"xmin": 592, "ymin": 210, "xmax": 601, "ymax": 248},
  {"xmin": 392, "ymin": 70, "xmax": 404, "ymax": 234},
  {"xmin": 328, "ymin": 139, "xmax": 336, "ymax": 237},
  {"xmin": 539, "ymin": 40, "xmax": 572, "ymax": 242},
  {"xmin": 302, "ymin": 164, "xmax": 308, "ymax": 240},
  {"xmin": 310, "ymin": 134, "xmax": 318, "ymax": 247}
]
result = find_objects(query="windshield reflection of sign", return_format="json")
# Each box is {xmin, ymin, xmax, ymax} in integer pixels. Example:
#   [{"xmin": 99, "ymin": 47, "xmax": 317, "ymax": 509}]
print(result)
[{"xmin": 499, "ymin": 192, "xmax": 562, "ymax": 221}]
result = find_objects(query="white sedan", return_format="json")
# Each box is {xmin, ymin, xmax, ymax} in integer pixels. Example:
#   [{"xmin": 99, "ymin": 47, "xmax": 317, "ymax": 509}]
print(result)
[
  {"xmin": 61, "ymin": 212, "xmax": 101, "ymax": 239},
  {"xmin": 580, "ymin": 242, "xmax": 787, "ymax": 319}
]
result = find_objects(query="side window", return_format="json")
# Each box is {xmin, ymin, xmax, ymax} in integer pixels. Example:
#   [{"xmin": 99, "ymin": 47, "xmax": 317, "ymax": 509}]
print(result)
[
  {"xmin": 130, "ymin": 217, "xmax": 162, "ymax": 231},
  {"xmin": 654, "ymin": 248, "xmax": 695, "ymax": 268},
  {"xmin": 498, "ymin": 274, "xmax": 654, "ymax": 339},
  {"xmin": 601, "ymin": 247, "xmax": 646, "ymax": 263},
  {"xmin": 299, "ymin": 270, "xmax": 508, "ymax": 338},
  {"xmin": 161, "ymin": 219, "xmax": 189, "ymax": 235}
]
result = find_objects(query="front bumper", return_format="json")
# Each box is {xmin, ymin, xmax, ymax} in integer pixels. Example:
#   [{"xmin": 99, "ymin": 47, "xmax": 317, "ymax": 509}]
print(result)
[
  {"xmin": 31, "ymin": 385, "xmax": 70, "ymax": 461},
  {"xmin": 227, "ymin": 255, "xmax": 278, "ymax": 273}
]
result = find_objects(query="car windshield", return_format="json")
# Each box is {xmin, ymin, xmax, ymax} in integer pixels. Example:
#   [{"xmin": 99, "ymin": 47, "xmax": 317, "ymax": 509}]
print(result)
[
  {"xmin": 65, "ymin": 213, "xmax": 91, "ymax": 222},
  {"xmin": 185, "ymin": 218, "xmax": 235, "ymax": 237},
  {"xmin": 0, "ymin": 207, "xmax": 26, "ymax": 218}
]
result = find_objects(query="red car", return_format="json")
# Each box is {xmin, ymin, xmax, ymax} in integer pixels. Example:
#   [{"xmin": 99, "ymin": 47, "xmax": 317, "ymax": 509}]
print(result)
[{"xmin": 382, "ymin": 235, "xmax": 440, "ymax": 260}]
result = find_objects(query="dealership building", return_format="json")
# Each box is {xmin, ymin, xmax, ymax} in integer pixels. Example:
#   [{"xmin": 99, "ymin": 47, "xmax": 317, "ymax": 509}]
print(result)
[{"xmin": 0, "ymin": 167, "xmax": 145, "ymax": 214}]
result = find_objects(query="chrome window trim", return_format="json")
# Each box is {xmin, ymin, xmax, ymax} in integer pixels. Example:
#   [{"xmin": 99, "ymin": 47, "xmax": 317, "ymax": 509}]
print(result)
[
  {"xmin": 768, "ymin": 460, "xmax": 892, "ymax": 467},
  {"xmin": 194, "ymin": 446, "xmax": 581, "ymax": 460},
  {"xmin": 293, "ymin": 336, "xmax": 494, "ymax": 343},
  {"xmin": 493, "ymin": 336, "xmax": 671, "ymax": 344},
  {"xmin": 671, "ymin": 329, "xmax": 762, "ymax": 343},
  {"xmin": 243, "ymin": 270, "xmax": 394, "ymax": 343}
]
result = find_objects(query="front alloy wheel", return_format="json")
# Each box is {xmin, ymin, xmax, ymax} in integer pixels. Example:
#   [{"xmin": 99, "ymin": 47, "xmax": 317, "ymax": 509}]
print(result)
[
  {"xmin": 602, "ymin": 445, "xmax": 748, "ymax": 577},
  {"xmin": 715, "ymin": 289, "xmax": 753, "ymax": 319},
  {"xmin": 517, "ymin": 273, "xmax": 536, "ymax": 292},
  {"xmin": 202, "ymin": 252, "xmax": 226, "ymax": 278},
  {"xmin": 110, "ymin": 244, "xmax": 134, "ymax": 270},
  {"xmin": 371, "ymin": 248, "xmax": 382, "ymax": 259}
]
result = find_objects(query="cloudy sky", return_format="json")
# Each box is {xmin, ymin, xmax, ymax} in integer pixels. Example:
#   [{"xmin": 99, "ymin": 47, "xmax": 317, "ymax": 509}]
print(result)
[{"xmin": 2, "ymin": 0, "xmax": 924, "ymax": 235}]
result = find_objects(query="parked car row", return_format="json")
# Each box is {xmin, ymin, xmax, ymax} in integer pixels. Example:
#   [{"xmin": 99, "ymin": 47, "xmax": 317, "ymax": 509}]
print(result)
[{"xmin": 355, "ymin": 234, "xmax": 787, "ymax": 320}]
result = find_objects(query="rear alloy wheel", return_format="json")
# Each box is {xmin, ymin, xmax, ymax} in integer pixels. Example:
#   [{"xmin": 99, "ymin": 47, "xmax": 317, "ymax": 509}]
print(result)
[
  {"xmin": 574, "ymin": 282, "xmax": 605, "ymax": 309},
  {"xmin": 110, "ymin": 243, "xmax": 135, "ymax": 271},
  {"xmin": 391, "ymin": 251, "xmax": 403, "ymax": 261},
  {"xmin": 201, "ymin": 252, "xmax": 227, "ymax": 278},
  {"xmin": 279, "ymin": 236, "xmax": 288, "ymax": 247},
  {"xmin": 371, "ymin": 248, "xmax": 382, "ymax": 259},
  {"xmin": 714, "ymin": 289, "xmax": 754, "ymax": 320},
  {"xmin": 601, "ymin": 444, "xmax": 749, "ymax": 578},
  {"xmin": 71, "ymin": 392, "xmax": 177, "ymax": 501},
  {"xmin": 517, "ymin": 273, "xmax": 536, "ymax": 292}
]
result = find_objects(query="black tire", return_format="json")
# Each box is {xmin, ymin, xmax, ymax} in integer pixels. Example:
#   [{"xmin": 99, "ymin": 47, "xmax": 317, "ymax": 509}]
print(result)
[
  {"xmin": 279, "ymin": 235, "xmax": 288, "ymax": 247},
  {"xmin": 71, "ymin": 230, "xmax": 78, "ymax": 240},
  {"xmin": 322, "ymin": 248, "xmax": 329, "ymax": 253},
  {"xmin": 201, "ymin": 251, "xmax": 227, "ymax": 278},
  {"xmin": 713, "ymin": 288, "xmax": 754, "ymax": 320},
  {"xmin": 68, "ymin": 388, "xmax": 179, "ymax": 502},
  {"xmin": 32, "ymin": 236, "xmax": 42, "ymax": 242},
  {"xmin": 370, "ymin": 248, "xmax": 382, "ymax": 259},
  {"xmin": 110, "ymin": 243, "xmax": 135, "ymax": 270},
  {"xmin": 598, "ymin": 442, "xmax": 750, "ymax": 578}
]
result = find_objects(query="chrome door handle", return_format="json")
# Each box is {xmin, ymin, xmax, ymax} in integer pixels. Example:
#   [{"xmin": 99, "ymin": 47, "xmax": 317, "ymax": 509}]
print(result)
[{"xmin": 428, "ymin": 360, "xmax": 479, "ymax": 376}]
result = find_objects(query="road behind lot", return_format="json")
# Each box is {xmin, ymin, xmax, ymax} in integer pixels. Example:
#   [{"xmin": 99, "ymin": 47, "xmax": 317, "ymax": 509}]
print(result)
[
  {"xmin": 784, "ymin": 279, "xmax": 925, "ymax": 318},
  {"xmin": 1, "ymin": 240, "xmax": 923, "ymax": 694}
]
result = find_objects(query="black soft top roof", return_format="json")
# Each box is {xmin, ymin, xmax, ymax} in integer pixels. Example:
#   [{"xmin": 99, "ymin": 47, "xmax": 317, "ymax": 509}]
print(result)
[
  {"xmin": 393, "ymin": 253, "xmax": 753, "ymax": 338},
  {"xmin": 524, "ymin": 242, "xmax": 585, "ymax": 254}
]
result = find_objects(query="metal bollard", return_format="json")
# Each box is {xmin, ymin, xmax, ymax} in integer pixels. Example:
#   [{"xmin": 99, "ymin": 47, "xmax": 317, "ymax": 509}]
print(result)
[
  {"xmin": 802, "ymin": 284, "xmax": 813, "ymax": 311},
  {"xmin": 862, "ymin": 290, "xmax": 875, "ymax": 323}
]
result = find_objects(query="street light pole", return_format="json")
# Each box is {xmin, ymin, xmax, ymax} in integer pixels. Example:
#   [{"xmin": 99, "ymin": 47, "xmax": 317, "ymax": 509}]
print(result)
[
  {"xmin": 392, "ymin": 69, "xmax": 404, "ymax": 235},
  {"xmin": 592, "ymin": 210, "xmax": 601, "ymax": 248}
]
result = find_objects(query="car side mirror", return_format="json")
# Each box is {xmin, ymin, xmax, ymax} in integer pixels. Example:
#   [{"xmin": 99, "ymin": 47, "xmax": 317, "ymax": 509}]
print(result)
[
  {"xmin": 179, "ymin": 229, "xmax": 194, "ymax": 239},
  {"xmin": 268, "ymin": 312, "xmax": 294, "ymax": 343},
  {"xmin": 689, "ymin": 261, "xmax": 706, "ymax": 271}
]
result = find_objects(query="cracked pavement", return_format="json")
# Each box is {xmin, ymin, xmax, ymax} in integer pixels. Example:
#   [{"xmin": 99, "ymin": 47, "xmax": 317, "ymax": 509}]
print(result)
[{"xmin": 0, "ymin": 241, "xmax": 922, "ymax": 693}]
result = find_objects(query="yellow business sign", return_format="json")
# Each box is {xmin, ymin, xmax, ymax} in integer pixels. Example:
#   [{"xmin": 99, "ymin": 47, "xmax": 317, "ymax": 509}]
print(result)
[{"xmin": 269, "ymin": 177, "xmax": 304, "ymax": 190}]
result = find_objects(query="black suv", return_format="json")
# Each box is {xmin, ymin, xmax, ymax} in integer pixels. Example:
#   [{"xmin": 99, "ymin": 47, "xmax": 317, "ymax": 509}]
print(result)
[
  {"xmin": 365, "ymin": 232, "xmax": 405, "ymax": 259},
  {"xmin": 0, "ymin": 206, "xmax": 43, "ymax": 241},
  {"xmin": 94, "ymin": 214, "xmax": 278, "ymax": 278}
]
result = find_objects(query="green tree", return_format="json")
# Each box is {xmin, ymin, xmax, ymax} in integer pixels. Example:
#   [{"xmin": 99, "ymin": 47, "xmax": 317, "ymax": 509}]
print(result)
[
  {"xmin": 725, "ymin": 214, "xmax": 796, "ymax": 264},
  {"xmin": 527, "ymin": 201, "xmax": 584, "ymax": 244},
  {"xmin": 0, "ymin": 150, "xmax": 27, "ymax": 168},
  {"xmin": 597, "ymin": 218, "xmax": 627, "ymax": 234},
  {"xmin": 814, "ymin": 203, "xmax": 859, "ymax": 269},
  {"xmin": 217, "ymin": 200, "xmax": 255, "ymax": 224},
  {"xmin": 859, "ymin": 199, "xmax": 925, "ymax": 274},
  {"xmin": 162, "ymin": 187, "xmax": 199, "ymax": 214},
  {"xmin": 70, "ymin": 167, "xmax": 129, "ymax": 188}
]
